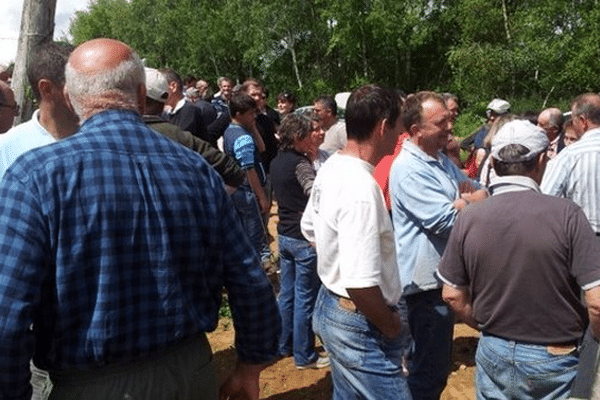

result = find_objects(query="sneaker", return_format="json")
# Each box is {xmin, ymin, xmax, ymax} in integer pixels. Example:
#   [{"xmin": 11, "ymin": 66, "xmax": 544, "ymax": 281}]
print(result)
[{"xmin": 296, "ymin": 355, "xmax": 330, "ymax": 370}]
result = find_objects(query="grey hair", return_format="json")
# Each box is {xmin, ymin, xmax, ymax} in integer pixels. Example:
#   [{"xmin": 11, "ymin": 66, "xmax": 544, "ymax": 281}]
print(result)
[{"xmin": 65, "ymin": 51, "xmax": 145, "ymax": 121}]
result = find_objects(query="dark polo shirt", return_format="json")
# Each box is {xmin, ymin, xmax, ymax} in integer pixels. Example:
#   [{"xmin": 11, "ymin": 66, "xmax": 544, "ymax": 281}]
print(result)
[{"xmin": 438, "ymin": 176, "xmax": 600, "ymax": 344}]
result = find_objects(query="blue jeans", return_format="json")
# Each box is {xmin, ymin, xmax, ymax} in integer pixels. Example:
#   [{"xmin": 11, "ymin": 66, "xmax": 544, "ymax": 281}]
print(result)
[
  {"xmin": 230, "ymin": 188, "xmax": 269, "ymax": 262},
  {"xmin": 313, "ymin": 287, "xmax": 412, "ymax": 400},
  {"xmin": 476, "ymin": 333, "xmax": 579, "ymax": 400},
  {"xmin": 404, "ymin": 289, "xmax": 454, "ymax": 400},
  {"xmin": 277, "ymin": 235, "xmax": 321, "ymax": 366}
]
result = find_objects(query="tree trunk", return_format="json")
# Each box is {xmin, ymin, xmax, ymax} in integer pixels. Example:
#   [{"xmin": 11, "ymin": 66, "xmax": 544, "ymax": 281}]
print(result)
[
  {"xmin": 290, "ymin": 44, "xmax": 302, "ymax": 89},
  {"xmin": 501, "ymin": 0, "xmax": 511, "ymax": 42},
  {"xmin": 12, "ymin": 0, "xmax": 57, "ymax": 125}
]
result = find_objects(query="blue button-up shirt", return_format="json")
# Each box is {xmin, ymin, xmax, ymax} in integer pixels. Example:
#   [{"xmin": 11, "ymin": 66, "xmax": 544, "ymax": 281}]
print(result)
[
  {"xmin": 390, "ymin": 140, "xmax": 476, "ymax": 295},
  {"xmin": 0, "ymin": 110, "xmax": 280, "ymax": 399},
  {"xmin": 541, "ymin": 127, "xmax": 600, "ymax": 232}
]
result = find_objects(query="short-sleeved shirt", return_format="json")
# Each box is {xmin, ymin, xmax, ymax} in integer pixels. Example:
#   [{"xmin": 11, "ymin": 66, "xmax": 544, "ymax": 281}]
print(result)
[
  {"xmin": 223, "ymin": 122, "xmax": 266, "ymax": 190},
  {"xmin": 301, "ymin": 153, "xmax": 402, "ymax": 305},
  {"xmin": 541, "ymin": 127, "xmax": 600, "ymax": 232},
  {"xmin": 319, "ymin": 120, "xmax": 347, "ymax": 155},
  {"xmin": 438, "ymin": 176, "xmax": 600, "ymax": 344}
]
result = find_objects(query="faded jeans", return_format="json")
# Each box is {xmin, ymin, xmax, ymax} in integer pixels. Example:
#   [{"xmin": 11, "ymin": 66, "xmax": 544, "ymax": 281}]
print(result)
[
  {"xmin": 277, "ymin": 235, "xmax": 320, "ymax": 366},
  {"xmin": 313, "ymin": 287, "xmax": 413, "ymax": 400},
  {"xmin": 476, "ymin": 332, "xmax": 578, "ymax": 400}
]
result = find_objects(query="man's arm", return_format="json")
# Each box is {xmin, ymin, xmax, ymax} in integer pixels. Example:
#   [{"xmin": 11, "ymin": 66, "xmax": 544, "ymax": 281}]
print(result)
[
  {"xmin": 0, "ymin": 175, "xmax": 48, "ymax": 399},
  {"xmin": 391, "ymin": 171, "xmax": 458, "ymax": 237},
  {"xmin": 217, "ymin": 184, "xmax": 280, "ymax": 399},
  {"xmin": 157, "ymin": 124, "xmax": 245, "ymax": 187},
  {"xmin": 586, "ymin": 286, "xmax": 600, "ymax": 340},
  {"xmin": 442, "ymin": 284, "xmax": 478, "ymax": 330},
  {"xmin": 347, "ymin": 286, "xmax": 403, "ymax": 339},
  {"xmin": 247, "ymin": 168, "xmax": 270, "ymax": 215}
]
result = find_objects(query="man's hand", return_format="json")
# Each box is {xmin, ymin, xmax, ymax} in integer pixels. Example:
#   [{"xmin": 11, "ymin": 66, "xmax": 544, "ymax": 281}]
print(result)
[
  {"xmin": 258, "ymin": 196, "xmax": 271, "ymax": 217},
  {"xmin": 442, "ymin": 284, "xmax": 478, "ymax": 330},
  {"xmin": 347, "ymin": 286, "xmax": 403, "ymax": 340},
  {"xmin": 458, "ymin": 180, "xmax": 478, "ymax": 195},
  {"xmin": 219, "ymin": 361, "xmax": 264, "ymax": 400},
  {"xmin": 461, "ymin": 188, "xmax": 488, "ymax": 203},
  {"xmin": 453, "ymin": 188, "xmax": 488, "ymax": 211}
]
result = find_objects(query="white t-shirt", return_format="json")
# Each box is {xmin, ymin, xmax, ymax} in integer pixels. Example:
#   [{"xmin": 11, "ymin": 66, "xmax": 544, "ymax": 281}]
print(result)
[
  {"xmin": 301, "ymin": 153, "xmax": 402, "ymax": 305},
  {"xmin": 319, "ymin": 120, "xmax": 347, "ymax": 155}
]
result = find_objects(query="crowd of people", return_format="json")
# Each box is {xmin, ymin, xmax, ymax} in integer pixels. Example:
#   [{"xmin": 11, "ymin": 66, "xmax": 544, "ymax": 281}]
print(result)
[{"xmin": 0, "ymin": 37, "xmax": 599, "ymax": 400}]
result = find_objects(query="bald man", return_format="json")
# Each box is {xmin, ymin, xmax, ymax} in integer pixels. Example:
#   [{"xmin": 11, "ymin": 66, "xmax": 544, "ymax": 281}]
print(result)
[
  {"xmin": 0, "ymin": 38, "xmax": 279, "ymax": 400},
  {"xmin": 542, "ymin": 94, "xmax": 600, "ymax": 399},
  {"xmin": 0, "ymin": 80, "xmax": 18, "ymax": 133},
  {"xmin": 537, "ymin": 107, "xmax": 564, "ymax": 158}
]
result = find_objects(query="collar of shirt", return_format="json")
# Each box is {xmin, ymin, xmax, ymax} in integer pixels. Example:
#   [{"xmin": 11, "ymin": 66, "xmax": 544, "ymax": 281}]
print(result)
[
  {"xmin": 577, "ymin": 126, "xmax": 600, "ymax": 142},
  {"xmin": 489, "ymin": 175, "xmax": 541, "ymax": 196},
  {"xmin": 171, "ymin": 98, "xmax": 186, "ymax": 114},
  {"xmin": 403, "ymin": 138, "xmax": 443, "ymax": 164}
]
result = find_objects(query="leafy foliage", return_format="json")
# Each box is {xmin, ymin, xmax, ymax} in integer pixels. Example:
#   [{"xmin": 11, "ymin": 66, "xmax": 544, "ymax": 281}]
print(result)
[{"xmin": 69, "ymin": 0, "xmax": 600, "ymax": 108}]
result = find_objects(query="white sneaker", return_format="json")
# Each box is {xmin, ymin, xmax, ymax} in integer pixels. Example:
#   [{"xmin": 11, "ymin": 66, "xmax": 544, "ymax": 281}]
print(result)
[{"xmin": 296, "ymin": 355, "xmax": 330, "ymax": 370}]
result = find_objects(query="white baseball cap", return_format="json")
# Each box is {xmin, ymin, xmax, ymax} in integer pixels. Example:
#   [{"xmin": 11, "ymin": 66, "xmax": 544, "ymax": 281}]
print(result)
[
  {"xmin": 491, "ymin": 120, "xmax": 549, "ymax": 162},
  {"xmin": 487, "ymin": 98, "xmax": 511, "ymax": 114},
  {"xmin": 145, "ymin": 68, "xmax": 169, "ymax": 103}
]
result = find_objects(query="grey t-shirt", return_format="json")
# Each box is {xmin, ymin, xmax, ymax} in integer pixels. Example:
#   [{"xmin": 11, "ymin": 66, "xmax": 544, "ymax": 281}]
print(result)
[{"xmin": 438, "ymin": 189, "xmax": 600, "ymax": 344}]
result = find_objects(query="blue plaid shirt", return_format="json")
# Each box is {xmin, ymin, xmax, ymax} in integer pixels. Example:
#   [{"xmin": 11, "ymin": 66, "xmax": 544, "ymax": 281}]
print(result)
[{"xmin": 0, "ymin": 110, "xmax": 280, "ymax": 399}]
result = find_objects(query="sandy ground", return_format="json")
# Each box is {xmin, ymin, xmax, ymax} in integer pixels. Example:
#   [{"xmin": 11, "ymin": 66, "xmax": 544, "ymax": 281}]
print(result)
[
  {"xmin": 207, "ymin": 202, "xmax": 479, "ymax": 399},
  {"xmin": 208, "ymin": 319, "xmax": 479, "ymax": 399}
]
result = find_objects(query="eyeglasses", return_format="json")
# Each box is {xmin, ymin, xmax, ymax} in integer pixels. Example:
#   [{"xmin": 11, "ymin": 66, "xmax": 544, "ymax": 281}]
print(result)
[{"xmin": 0, "ymin": 103, "xmax": 19, "ymax": 114}]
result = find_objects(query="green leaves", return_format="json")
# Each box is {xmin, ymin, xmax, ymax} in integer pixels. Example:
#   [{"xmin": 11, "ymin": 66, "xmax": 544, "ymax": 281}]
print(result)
[{"xmin": 68, "ymin": 0, "xmax": 600, "ymax": 107}]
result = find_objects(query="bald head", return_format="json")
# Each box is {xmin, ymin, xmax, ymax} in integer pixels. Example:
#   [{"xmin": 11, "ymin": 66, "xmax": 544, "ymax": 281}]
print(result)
[
  {"xmin": 571, "ymin": 93, "xmax": 600, "ymax": 135},
  {"xmin": 0, "ymin": 81, "xmax": 17, "ymax": 133},
  {"xmin": 70, "ymin": 39, "xmax": 134, "ymax": 74},
  {"xmin": 537, "ymin": 108, "xmax": 563, "ymax": 141},
  {"xmin": 65, "ymin": 38, "xmax": 145, "ymax": 121}
]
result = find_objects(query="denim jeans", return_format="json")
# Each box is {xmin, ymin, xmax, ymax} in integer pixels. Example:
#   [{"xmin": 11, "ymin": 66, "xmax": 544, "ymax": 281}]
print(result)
[
  {"xmin": 313, "ymin": 287, "xmax": 413, "ymax": 400},
  {"xmin": 404, "ymin": 289, "xmax": 454, "ymax": 400},
  {"xmin": 230, "ymin": 187, "xmax": 269, "ymax": 262},
  {"xmin": 476, "ymin": 332, "xmax": 579, "ymax": 400},
  {"xmin": 277, "ymin": 235, "xmax": 321, "ymax": 366}
]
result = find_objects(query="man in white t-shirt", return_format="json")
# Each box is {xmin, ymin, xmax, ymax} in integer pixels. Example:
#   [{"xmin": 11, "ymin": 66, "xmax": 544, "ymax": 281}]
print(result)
[
  {"xmin": 314, "ymin": 95, "xmax": 346, "ymax": 155},
  {"xmin": 302, "ymin": 84, "xmax": 411, "ymax": 399}
]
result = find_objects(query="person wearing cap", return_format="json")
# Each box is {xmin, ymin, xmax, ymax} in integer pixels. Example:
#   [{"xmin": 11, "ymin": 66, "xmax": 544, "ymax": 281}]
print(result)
[
  {"xmin": 461, "ymin": 98, "xmax": 511, "ymax": 177},
  {"xmin": 143, "ymin": 67, "xmax": 244, "ymax": 188},
  {"xmin": 438, "ymin": 119, "xmax": 600, "ymax": 400}
]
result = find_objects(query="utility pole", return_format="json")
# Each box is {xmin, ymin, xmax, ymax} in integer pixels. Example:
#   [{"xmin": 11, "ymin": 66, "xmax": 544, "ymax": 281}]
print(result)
[{"xmin": 11, "ymin": 0, "xmax": 57, "ymax": 125}]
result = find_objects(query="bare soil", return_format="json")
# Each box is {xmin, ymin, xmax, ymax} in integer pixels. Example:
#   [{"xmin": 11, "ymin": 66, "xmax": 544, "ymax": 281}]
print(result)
[
  {"xmin": 207, "ymin": 203, "xmax": 479, "ymax": 399},
  {"xmin": 207, "ymin": 320, "xmax": 479, "ymax": 399}
]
